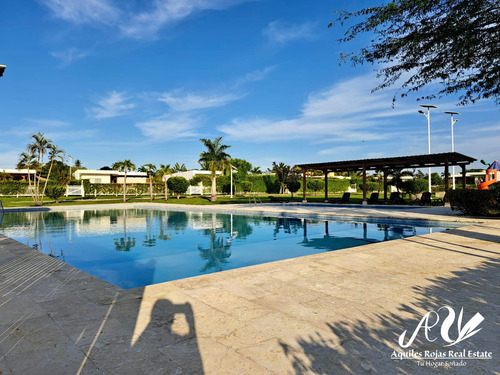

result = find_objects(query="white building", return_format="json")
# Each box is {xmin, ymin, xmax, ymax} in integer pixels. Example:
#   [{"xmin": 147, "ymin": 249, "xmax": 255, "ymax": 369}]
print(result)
[
  {"xmin": 0, "ymin": 168, "xmax": 36, "ymax": 181},
  {"xmin": 73, "ymin": 169, "xmax": 148, "ymax": 184}
]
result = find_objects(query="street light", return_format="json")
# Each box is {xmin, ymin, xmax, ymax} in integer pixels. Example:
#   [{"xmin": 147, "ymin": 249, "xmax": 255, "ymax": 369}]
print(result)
[
  {"xmin": 229, "ymin": 164, "xmax": 237, "ymax": 198},
  {"xmin": 0, "ymin": 65, "xmax": 6, "ymax": 77},
  {"xmin": 418, "ymin": 104, "xmax": 438, "ymax": 192},
  {"xmin": 68, "ymin": 155, "xmax": 74, "ymax": 180},
  {"xmin": 444, "ymin": 111, "xmax": 460, "ymax": 189}
]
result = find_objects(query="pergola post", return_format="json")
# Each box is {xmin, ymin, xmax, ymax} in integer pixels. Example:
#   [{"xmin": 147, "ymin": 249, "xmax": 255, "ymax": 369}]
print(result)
[
  {"xmin": 324, "ymin": 170, "xmax": 329, "ymax": 203},
  {"xmin": 383, "ymin": 170, "xmax": 388, "ymax": 200},
  {"xmin": 461, "ymin": 165, "xmax": 466, "ymax": 189},
  {"xmin": 362, "ymin": 164, "xmax": 367, "ymax": 204},
  {"xmin": 302, "ymin": 168, "xmax": 307, "ymax": 203},
  {"xmin": 444, "ymin": 161, "xmax": 450, "ymax": 195}
]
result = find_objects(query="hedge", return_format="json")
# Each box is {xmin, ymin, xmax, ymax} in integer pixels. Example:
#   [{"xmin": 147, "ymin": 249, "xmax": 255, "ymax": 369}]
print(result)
[
  {"xmin": 84, "ymin": 183, "xmax": 165, "ymax": 196},
  {"xmin": 0, "ymin": 181, "xmax": 29, "ymax": 196},
  {"xmin": 448, "ymin": 189, "xmax": 499, "ymax": 217}
]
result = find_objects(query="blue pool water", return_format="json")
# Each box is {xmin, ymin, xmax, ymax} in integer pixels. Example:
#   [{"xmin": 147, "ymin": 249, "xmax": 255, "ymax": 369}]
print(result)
[{"xmin": 1, "ymin": 209, "xmax": 461, "ymax": 289}]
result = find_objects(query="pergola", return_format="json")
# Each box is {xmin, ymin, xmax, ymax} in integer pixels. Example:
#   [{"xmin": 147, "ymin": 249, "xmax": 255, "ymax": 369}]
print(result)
[{"xmin": 296, "ymin": 152, "xmax": 476, "ymax": 203}]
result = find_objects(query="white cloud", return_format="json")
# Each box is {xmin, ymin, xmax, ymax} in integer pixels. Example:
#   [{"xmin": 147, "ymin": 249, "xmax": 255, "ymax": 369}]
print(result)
[
  {"xmin": 41, "ymin": 0, "xmax": 255, "ymax": 39},
  {"xmin": 24, "ymin": 118, "xmax": 70, "ymax": 127},
  {"xmin": 0, "ymin": 151, "xmax": 23, "ymax": 168},
  {"xmin": 121, "ymin": 0, "xmax": 255, "ymax": 39},
  {"xmin": 135, "ymin": 114, "xmax": 199, "ymax": 141},
  {"xmin": 218, "ymin": 73, "xmax": 413, "ymax": 143},
  {"xmin": 40, "ymin": 0, "xmax": 119, "ymax": 25},
  {"xmin": 50, "ymin": 47, "xmax": 90, "ymax": 67},
  {"xmin": 235, "ymin": 65, "xmax": 277, "ymax": 85},
  {"xmin": 263, "ymin": 20, "xmax": 317, "ymax": 44},
  {"xmin": 87, "ymin": 91, "xmax": 135, "ymax": 119},
  {"xmin": 159, "ymin": 90, "xmax": 243, "ymax": 111}
]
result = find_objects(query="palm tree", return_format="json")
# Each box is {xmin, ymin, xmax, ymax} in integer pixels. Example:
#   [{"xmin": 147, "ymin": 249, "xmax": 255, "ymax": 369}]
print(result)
[
  {"xmin": 17, "ymin": 151, "xmax": 37, "ymax": 186},
  {"xmin": 40, "ymin": 144, "xmax": 65, "ymax": 201},
  {"xmin": 112, "ymin": 159, "xmax": 136, "ymax": 203},
  {"xmin": 198, "ymin": 137, "xmax": 231, "ymax": 202},
  {"xmin": 173, "ymin": 162, "xmax": 187, "ymax": 173},
  {"xmin": 139, "ymin": 163, "xmax": 157, "ymax": 201},
  {"xmin": 27, "ymin": 133, "xmax": 54, "ymax": 205},
  {"xmin": 272, "ymin": 162, "xmax": 291, "ymax": 194},
  {"xmin": 158, "ymin": 164, "xmax": 173, "ymax": 201},
  {"xmin": 250, "ymin": 166, "xmax": 262, "ymax": 175}
]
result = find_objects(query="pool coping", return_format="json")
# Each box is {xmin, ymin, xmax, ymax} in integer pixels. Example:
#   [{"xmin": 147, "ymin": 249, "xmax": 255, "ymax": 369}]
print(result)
[{"xmin": 0, "ymin": 203, "xmax": 498, "ymax": 374}]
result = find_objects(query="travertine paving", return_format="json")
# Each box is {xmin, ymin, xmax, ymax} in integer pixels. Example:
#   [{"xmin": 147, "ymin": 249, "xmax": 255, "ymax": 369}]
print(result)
[{"xmin": 0, "ymin": 203, "xmax": 498, "ymax": 374}]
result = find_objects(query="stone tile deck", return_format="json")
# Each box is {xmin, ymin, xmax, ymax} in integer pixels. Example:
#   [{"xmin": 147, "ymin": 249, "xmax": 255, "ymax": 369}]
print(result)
[{"xmin": 0, "ymin": 204, "xmax": 498, "ymax": 374}]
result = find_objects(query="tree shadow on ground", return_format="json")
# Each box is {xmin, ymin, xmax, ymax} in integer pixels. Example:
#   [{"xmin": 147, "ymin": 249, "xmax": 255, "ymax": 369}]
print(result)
[{"xmin": 280, "ymin": 257, "xmax": 499, "ymax": 374}]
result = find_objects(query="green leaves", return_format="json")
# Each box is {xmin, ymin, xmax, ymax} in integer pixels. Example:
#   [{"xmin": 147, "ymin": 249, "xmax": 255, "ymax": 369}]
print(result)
[{"xmin": 330, "ymin": 0, "xmax": 499, "ymax": 105}]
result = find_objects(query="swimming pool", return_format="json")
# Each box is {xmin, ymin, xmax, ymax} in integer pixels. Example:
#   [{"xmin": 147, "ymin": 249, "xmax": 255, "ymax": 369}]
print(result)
[{"xmin": 1, "ymin": 208, "xmax": 461, "ymax": 289}]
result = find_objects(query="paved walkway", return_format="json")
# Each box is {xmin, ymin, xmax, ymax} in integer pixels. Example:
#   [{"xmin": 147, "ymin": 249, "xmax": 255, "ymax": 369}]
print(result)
[{"xmin": 0, "ymin": 204, "xmax": 498, "ymax": 374}]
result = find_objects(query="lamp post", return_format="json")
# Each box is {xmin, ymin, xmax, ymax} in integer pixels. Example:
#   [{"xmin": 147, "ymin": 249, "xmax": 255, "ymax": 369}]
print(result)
[
  {"xmin": 68, "ymin": 155, "xmax": 74, "ymax": 180},
  {"xmin": 229, "ymin": 164, "xmax": 237, "ymax": 198},
  {"xmin": 444, "ymin": 111, "xmax": 460, "ymax": 189},
  {"xmin": 0, "ymin": 65, "xmax": 6, "ymax": 77},
  {"xmin": 418, "ymin": 104, "xmax": 438, "ymax": 192}
]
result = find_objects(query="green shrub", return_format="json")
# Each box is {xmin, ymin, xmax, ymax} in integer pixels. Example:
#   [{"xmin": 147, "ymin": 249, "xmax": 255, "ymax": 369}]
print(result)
[
  {"xmin": 82, "ymin": 179, "xmax": 91, "ymax": 195},
  {"xmin": 46, "ymin": 185, "xmax": 66, "ymax": 203},
  {"xmin": 307, "ymin": 180, "xmax": 324, "ymax": 195},
  {"xmin": 287, "ymin": 180, "xmax": 301, "ymax": 198},
  {"xmin": 361, "ymin": 182, "xmax": 379, "ymax": 193},
  {"xmin": 239, "ymin": 181, "xmax": 253, "ymax": 194},
  {"xmin": 448, "ymin": 189, "xmax": 499, "ymax": 216},
  {"xmin": 167, "ymin": 177, "xmax": 189, "ymax": 199},
  {"xmin": 262, "ymin": 175, "xmax": 281, "ymax": 194},
  {"xmin": 189, "ymin": 176, "xmax": 202, "ymax": 186},
  {"xmin": 327, "ymin": 179, "xmax": 350, "ymax": 193},
  {"xmin": 0, "ymin": 181, "xmax": 29, "ymax": 196},
  {"xmin": 216, "ymin": 175, "xmax": 231, "ymax": 194},
  {"xmin": 402, "ymin": 179, "xmax": 428, "ymax": 197}
]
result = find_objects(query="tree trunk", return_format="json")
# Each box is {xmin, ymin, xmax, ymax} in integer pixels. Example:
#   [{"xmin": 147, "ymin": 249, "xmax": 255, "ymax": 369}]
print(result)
[
  {"xmin": 149, "ymin": 176, "xmax": 153, "ymax": 201},
  {"xmin": 164, "ymin": 179, "xmax": 168, "ymax": 201},
  {"xmin": 211, "ymin": 175, "xmax": 217, "ymax": 202},
  {"xmin": 123, "ymin": 170, "xmax": 127, "ymax": 203}
]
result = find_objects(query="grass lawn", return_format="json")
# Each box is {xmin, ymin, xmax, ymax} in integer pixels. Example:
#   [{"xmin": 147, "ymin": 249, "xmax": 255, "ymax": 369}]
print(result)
[{"xmin": 0, "ymin": 192, "xmax": 415, "ymax": 208}]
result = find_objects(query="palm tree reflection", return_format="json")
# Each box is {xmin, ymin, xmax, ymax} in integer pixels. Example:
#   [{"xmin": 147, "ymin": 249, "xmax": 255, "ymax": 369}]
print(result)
[{"xmin": 114, "ymin": 209, "xmax": 136, "ymax": 252}]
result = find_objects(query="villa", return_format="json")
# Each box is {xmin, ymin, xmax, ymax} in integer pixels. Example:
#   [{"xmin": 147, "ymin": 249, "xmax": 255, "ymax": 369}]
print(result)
[{"xmin": 73, "ymin": 169, "xmax": 148, "ymax": 184}]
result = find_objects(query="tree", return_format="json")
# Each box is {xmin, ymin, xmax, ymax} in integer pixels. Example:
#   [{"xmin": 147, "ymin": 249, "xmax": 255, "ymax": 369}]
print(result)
[
  {"xmin": 403, "ymin": 178, "xmax": 428, "ymax": 198},
  {"xmin": 112, "ymin": 159, "xmax": 136, "ymax": 203},
  {"xmin": 271, "ymin": 162, "xmax": 291, "ymax": 194},
  {"xmin": 173, "ymin": 163, "xmax": 187, "ymax": 173},
  {"xmin": 23, "ymin": 133, "xmax": 63, "ymax": 206},
  {"xmin": 250, "ymin": 166, "xmax": 262, "ymax": 175},
  {"xmin": 198, "ymin": 137, "xmax": 231, "ymax": 202},
  {"xmin": 74, "ymin": 159, "xmax": 82, "ymax": 168},
  {"xmin": 431, "ymin": 172, "xmax": 444, "ymax": 186},
  {"xmin": 42, "ymin": 144, "xmax": 65, "ymax": 198},
  {"xmin": 387, "ymin": 169, "xmax": 405, "ymax": 192},
  {"xmin": 287, "ymin": 179, "xmax": 301, "ymax": 198},
  {"xmin": 158, "ymin": 164, "xmax": 173, "ymax": 201},
  {"xmin": 139, "ymin": 163, "xmax": 157, "ymax": 201},
  {"xmin": 46, "ymin": 185, "xmax": 66, "ymax": 203},
  {"xmin": 307, "ymin": 179, "xmax": 324, "ymax": 196},
  {"xmin": 330, "ymin": 0, "xmax": 500, "ymax": 105},
  {"xmin": 167, "ymin": 177, "xmax": 189, "ymax": 199},
  {"xmin": 240, "ymin": 181, "xmax": 253, "ymax": 196}
]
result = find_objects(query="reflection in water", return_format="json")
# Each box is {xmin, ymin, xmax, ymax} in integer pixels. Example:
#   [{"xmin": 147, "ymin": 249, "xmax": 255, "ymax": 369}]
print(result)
[
  {"xmin": 114, "ymin": 209, "xmax": 136, "ymax": 252},
  {"xmin": 0, "ymin": 209, "xmax": 454, "ymax": 288},
  {"xmin": 197, "ymin": 213, "xmax": 232, "ymax": 273}
]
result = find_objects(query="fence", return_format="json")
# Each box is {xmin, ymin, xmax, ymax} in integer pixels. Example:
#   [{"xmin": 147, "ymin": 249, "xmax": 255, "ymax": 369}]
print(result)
[{"xmin": 66, "ymin": 185, "xmax": 84, "ymax": 197}]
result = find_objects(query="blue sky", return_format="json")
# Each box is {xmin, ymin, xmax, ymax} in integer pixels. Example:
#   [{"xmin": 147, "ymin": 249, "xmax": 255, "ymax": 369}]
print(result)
[{"xmin": 1, "ymin": 0, "xmax": 498, "ymax": 171}]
